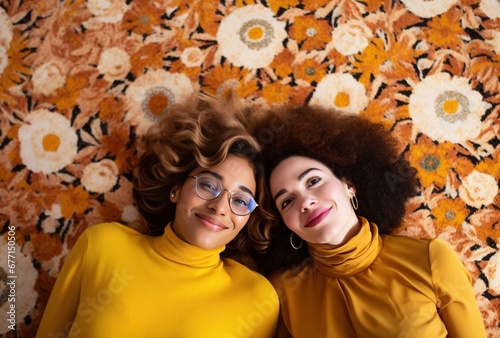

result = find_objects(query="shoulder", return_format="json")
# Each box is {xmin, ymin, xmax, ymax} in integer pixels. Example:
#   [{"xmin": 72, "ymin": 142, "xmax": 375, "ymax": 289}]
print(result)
[
  {"xmin": 80, "ymin": 222, "xmax": 146, "ymax": 252},
  {"xmin": 85, "ymin": 222, "xmax": 142, "ymax": 239},
  {"xmin": 428, "ymin": 238, "xmax": 469, "ymax": 275},
  {"xmin": 222, "ymin": 258, "xmax": 278, "ymax": 293},
  {"xmin": 268, "ymin": 257, "xmax": 315, "ymax": 289},
  {"xmin": 381, "ymin": 234, "xmax": 432, "ymax": 260}
]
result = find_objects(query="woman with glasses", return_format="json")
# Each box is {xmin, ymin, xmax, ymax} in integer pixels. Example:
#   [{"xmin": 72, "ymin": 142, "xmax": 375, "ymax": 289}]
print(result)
[
  {"xmin": 251, "ymin": 105, "xmax": 486, "ymax": 337},
  {"xmin": 37, "ymin": 94, "xmax": 279, "ymax": 338}
]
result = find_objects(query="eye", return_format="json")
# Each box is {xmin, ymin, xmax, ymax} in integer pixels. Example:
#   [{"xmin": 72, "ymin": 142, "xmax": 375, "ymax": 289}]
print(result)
[
  {"xmin": 279, "ymin": 196, "xmax": 293, "ymax": 210},
  {"xmin": 200, "ymin": 181, "xmax": 218, "ymax": 192},
  {"xmin": 233, "ymin": 197, "xmax": 249, "ymax": 206},
  {"xmin": 307, "ymin": 177, "xmax": 321, "ymax": 187}
]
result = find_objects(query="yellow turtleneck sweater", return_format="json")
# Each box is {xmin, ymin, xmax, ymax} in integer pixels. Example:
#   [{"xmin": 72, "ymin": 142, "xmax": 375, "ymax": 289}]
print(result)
[
  {"xmin": 37, "ymin": 222, "xmax": 279, "ymax": 338},
  {"xmin": 271, "ymin": 217, "xmax": 486, "ymax": 338}
]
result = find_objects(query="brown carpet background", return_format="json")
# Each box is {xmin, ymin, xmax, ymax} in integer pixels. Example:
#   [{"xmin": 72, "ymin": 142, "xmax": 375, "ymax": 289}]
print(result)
[{"xmin": 0, "ymin": 0, "xmax": 499, "ymax": 336}]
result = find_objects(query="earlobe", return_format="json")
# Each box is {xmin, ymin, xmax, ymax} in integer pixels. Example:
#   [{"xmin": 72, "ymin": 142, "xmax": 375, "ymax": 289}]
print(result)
[
  {"xmin": 342, "ymin": 180, "xmax": 356, "ymax": 196},
  {"xmin": 170, "ymin": 187, "xmax": 179, "ymax": 203}
]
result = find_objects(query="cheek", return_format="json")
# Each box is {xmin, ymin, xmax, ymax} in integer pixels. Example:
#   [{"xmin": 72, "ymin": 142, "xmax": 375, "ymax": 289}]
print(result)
[
  {"xmin": 232, "ymin": 215, "xmax": 250, "ymax": 231},
  {"xmin": 280, "ymin": 212, "xmax": 297, "ymax": 230}
]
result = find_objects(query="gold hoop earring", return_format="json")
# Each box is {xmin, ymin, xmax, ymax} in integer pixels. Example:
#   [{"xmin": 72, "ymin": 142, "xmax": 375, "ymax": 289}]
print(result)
[
  {"xmin": 351, "ymin": 195, "xmax": 358, "ymax": 210},
  {"xmin": 290, "ymin": 233, "xmax": 303, "ymax": 250}
]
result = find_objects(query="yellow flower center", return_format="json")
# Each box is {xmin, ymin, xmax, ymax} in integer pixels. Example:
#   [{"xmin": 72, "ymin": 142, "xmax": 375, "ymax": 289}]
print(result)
[
  {"xmin": 442, "ymin": 99, "xmax": 459, "ymax": 115},
  {"xmin": 148, "ymin": 93, "xmax": 169, "ymax": 117},
  {"xmin": 334, "ymin": 92, "xmax": 350, "ymax": 108},
  {"xmin": 248, "ymin": 26, "xmax": 264, "ymax": 41},
  {"xmin": 42, "ymin": 134, "xmax": 61, "ymax": 152}
]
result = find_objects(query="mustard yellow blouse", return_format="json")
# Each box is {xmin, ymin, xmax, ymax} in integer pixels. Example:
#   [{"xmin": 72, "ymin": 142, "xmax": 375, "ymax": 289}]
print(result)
[
  {"xmin": 271, "ymin": 217, "xmax": 486, "ymax": 338},
  {"xmin": 37, "ymin": 222, "xmax": 279, "ymax": 338}
]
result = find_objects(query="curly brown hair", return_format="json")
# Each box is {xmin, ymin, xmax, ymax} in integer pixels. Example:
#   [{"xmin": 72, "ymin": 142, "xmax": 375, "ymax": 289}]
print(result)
[
  {"xmin": 132, "ymin": 93, "xmax": 274, "ymax": 257},
  {"xmin": 251, "ymin": 104, "xmax": 419, "ymax": 275}
]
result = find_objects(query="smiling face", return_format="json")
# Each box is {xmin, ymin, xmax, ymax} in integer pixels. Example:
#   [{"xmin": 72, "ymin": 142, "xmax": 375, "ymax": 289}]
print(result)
[
  {"xmin": 170, "ymin": 154, "xmax": 257, "ymax": 250},
  {"xmin": 270, "ymin": 156, "xmax": 360, "ymax": 247}
]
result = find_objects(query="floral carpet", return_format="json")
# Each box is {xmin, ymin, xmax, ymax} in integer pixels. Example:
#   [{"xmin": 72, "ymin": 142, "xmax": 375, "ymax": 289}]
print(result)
[{"xmin": 0, "ymin": 0, "xmax": 499, "ymax": 336}]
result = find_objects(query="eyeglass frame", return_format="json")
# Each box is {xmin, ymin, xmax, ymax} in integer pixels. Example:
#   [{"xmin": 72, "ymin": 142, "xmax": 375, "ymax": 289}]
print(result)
[{"xmin": 187, "ymin": 175, "xmax": 259, "ymax": 216}]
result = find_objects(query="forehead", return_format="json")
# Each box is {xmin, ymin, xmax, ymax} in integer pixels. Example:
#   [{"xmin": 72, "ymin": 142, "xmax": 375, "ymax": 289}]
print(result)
[
  {"xmin": 194, "ymin": 154, "xmax": 257, "ymax": 191},
  {"xmin": 271, "ymin": 156, "xmax": 327, "ymax": 177},
  {"xmin": 270, "ymin": 156, "xmax": 314, "ymax": 189}
]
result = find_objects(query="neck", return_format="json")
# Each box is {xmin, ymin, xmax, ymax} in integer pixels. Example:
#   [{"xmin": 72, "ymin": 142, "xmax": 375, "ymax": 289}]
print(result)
[{"xmin": 328, "ymin": 213, "xmax": 361, "ymax": 248}]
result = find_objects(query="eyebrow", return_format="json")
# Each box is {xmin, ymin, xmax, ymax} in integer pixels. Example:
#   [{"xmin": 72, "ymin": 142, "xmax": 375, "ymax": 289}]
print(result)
[
  {"xmin": 273, "ymin": 167, "xmax": 321, "ymax": 203},
  {"xmin": 195, "ymin": 169, "xmax": 255, "ymax": 196}
]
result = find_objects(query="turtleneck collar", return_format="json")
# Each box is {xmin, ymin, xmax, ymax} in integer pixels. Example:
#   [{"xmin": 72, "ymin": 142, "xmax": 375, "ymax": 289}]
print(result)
[
  {"xmin": 153, "ymin": 223, "xmax": 224, "ymax": 269},
  {"xmin": 307, "ymin": 217, "xmax": 382, "ymax": 278}
]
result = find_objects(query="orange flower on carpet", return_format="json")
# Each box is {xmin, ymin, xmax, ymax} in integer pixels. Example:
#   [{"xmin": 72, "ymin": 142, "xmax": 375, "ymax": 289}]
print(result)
[
  {"xmin": 29, "ymin": 232, "xmax": 63, "ymax": 262},
  {"xmin": 170, "ymin": 59, "xmax": 202, "ymax": 82},
  {"xmin": 130, "ymin": 43, "xmax": 165, "ymax": 76},
  {"xmin": 326, "ymin": 48, "xmax": 348, "ymax": 69},
  {"xmin": 58, "ymin": 185, "xmax": 89, "ymax": 218},
  {"xmin": 52, "ymin": 76, "xmax": 89, "ymax": 111},
  {"xmin": 267, "ymin": 0, "xmax": 299, "ymax": 13},
  {"xmin": 262, "ymin": 81, "xmax": 291, "ymax": 104},
  {"xmin": 122, "ymin": 0, "xmax": 164, "ymax": 36},
  {"xmin": 0, "ymin": 35, "xmax": 31, "ymax": 101},
  {"xmin": 407, "ymin": 135, "xmax": 454, "ymax": 189},
  {"xmin": 384, "ymin": 37, "xmax": 423, "ymax": 81},
  {"xmin": 270, "ymin": 49, "xmax": 295, "ymax": 79},
  {"xmin": 99, "ymin": 97, "xmax": 125, "ymax": 124},
  {"xmin": 360, "ymin": 100, "xmax": 394, "ymax": 129},
  {"xmin": 476, "ymin": 150, "xmax": 500, "ymax": 178},
  {"xmin": 352, "ymin": 37, "xmax": 388, "ymax": 86},
  {"xmin": 196, "ymin": 0, "xmax": 223, "ymax": 36},
  {"xmin": 293, "ymin": 58, "xmax": 327, "ymax": 84},
  {"xmin": 426, "ymin": 11, "xmax": 465, "ymax": 50},
  {"xmin": 202, "ymin": 62, "xmax": 258, "ymax": 98},
  {"xmin": 302, "ymin": 0, "xmax": 332, "ymax": 11},
  {"xmin": 100, "ymin": 125, "xmax": 139, "ymax": 173},
  {"xmin": 431, "ymin": 197, "xmax": 468, "ymax": 231},
  {"xmin": 469, "ymin": 41, "xmax": 500, "ymax": 94},
  {"xmin": 289, "ymin": 15, "xmax": 332, "ymax": 52}
]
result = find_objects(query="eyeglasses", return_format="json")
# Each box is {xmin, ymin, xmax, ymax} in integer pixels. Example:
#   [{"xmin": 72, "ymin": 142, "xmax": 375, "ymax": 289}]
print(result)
[{"xmin": 188, "ymin": 175, "xmax": 258, "ymax": 216}]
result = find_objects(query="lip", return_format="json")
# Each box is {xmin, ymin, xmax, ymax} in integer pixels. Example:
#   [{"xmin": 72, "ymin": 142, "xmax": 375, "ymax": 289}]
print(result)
[
  {"xmin": 196, "ymin": 213, "xmax": 229, "ymax": 231},
  {"xmin": 304, "ymin": 207, "xmax": 331, "ymax": 228}
]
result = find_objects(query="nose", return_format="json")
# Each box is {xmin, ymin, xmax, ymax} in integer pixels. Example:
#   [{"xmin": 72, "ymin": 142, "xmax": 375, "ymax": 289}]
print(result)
[
  {"xmin": 300, "ymin": 194, "xmax": 317, "ymax": 212},
  {"xmin": 207, "ymin": 191, "xmax": 230, "ymax": 215}
]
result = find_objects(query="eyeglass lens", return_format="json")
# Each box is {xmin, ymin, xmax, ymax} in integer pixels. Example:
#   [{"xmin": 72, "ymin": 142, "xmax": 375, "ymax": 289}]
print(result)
[{"xmin": 193, "ymin": 176, "xmax": 257, "ymax": 215}]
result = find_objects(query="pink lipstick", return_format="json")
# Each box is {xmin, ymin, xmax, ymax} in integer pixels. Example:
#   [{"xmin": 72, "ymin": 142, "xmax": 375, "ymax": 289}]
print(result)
[{"xmin": 304, "ymin": 208, "xmax": 331, "ymax": 228}]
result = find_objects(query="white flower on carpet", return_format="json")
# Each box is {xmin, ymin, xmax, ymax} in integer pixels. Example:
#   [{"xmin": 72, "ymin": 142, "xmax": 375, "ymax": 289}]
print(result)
[
  {"xmin": 480, "ymin": 0, "xmax": 500, "ymax": 19},
  {"xmin": 0, "ymin": 45, "xmax": 7, "ymax": 77},
  {"xmin": 0, "ymin": 8, "xmax": 12, "ymax": 47},
  {"xmin": 122, "ymin": 205, "xmax": 139, "ymax": 223},
  {"xmin": 0, "ymin": 238, "xmax": 37, "ymax": 334},
  {"xmin": 217, "ymin": 4, "xmax": 287, "ymax": 69},
  {"xmin": 458, "ymin": 171, "xmax": 498, "ymax": 209},
  {"xmin": 97, "ymin": 47, "xmax": 131, "ymax": 82},
  {"xmin": 18, "ymin": 110, "xmax": 78, "ymax": 174},
  {"xmin": 81, "ymin": 159, "xmax": 119, "ymax": 194},
  {"xmin": 125, "ymin": 70, "xmax": 195, "ymax": 135},
  {"xmin": 309, "ymin": 73, "xmax": 368, "ymax": 114},
  {"xmin": 31, "ymin": 62, "xmax": 66, "ymax": 95},
  {"xmin": 409, "ymin": 73, "xmax": 491, "ymax": 144},
  {"xmin": 400, "ymin": 0, "xmax": 458, "ymax": 18},
  {"xmin": 181, "ymin": 47, "xmax": 205, "ymax": 68},
  {"xmin": 330, "ymin": 20, "xmax": 372, "ymax": 56},
  {"xmin": 0, "ymin": 8, "xmax": 13, "ymax": 76},
  {"xmin": 87, "ymin": 0, "xmax": 129, "ymax": 23}
]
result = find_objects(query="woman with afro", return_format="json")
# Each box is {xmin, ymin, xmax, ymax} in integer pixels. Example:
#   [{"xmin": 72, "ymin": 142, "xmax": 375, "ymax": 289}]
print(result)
[{"xmin": 252, "ymin": 104, "xmax": 485, "ymax": 337}]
